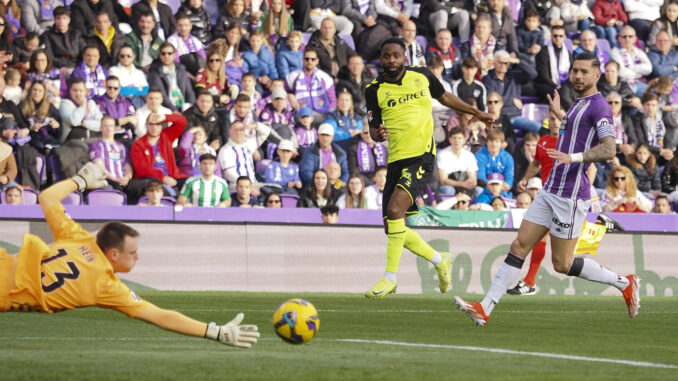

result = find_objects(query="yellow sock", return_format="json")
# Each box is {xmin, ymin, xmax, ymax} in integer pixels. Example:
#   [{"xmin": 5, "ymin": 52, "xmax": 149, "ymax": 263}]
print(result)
[
  {"xmin": 403, "ymin": 227, "xmax": 435, "ymax": 261},
  {"xmin": 385, "ymin": 219, "xmax": 406, "ymax": 273}
]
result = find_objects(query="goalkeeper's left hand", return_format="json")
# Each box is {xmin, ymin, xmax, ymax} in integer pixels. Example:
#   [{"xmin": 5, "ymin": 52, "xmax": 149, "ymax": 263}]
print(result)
[
  {"xmin": 71, "ymin": 162, "xmax": 108, "ymax": 192},
  {"xmin": 205, "ymin": 313, "xmax": 260, "ymax": 348}
]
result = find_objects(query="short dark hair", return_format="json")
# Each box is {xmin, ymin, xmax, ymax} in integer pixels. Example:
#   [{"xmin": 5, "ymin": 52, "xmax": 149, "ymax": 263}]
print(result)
[
  {"xmin": 551, "ymin": 24, "xmax": 566, "ymax": 34},
  {"xmin": 199, "ymin": 153, "xmax": 217, "ymax": 162},
  {"xmin": 320, "ymin": 204, "xmax": 339, "ymax": 216},
  {"xmin": 524, "ymin": 10, "xmax": 540, "ymax": 20},
  {"xmin": 428, "ymin": 55, "xmax": 443, "ymax": 69},
  {"xmin": 380, "ymin": 37, "xmax": 406, "ymax": 52},
  {"xmin": 159, "ymin": 42, "xmax": 175, "ymax": 52},
  {"xmin": 236, "ymin": 176, "xmax": 252, "ymax": 185},
  {"xmin": 449, "ymin": 126, "xmax": 465, "ymax": 137},
  {"xmin": 53, "ymin": 6, "xmax": 70, "ymax": 18},
  {"xmin": 139, "ymin": 10, "xmax": 155, "ymax": 20},
  {"xmin": 196, "ymin": 88, "xmax": 212, "ymax": 99},
  {"xmin": 69, "ymin": 77, "xmax": 86, "ymax": 88},
  {"xmin": 95, "ymin": 10, "xmax": 111, "ymax": 20},
  {"xmin": 304, "ymin": 46, "xmax": 319, "ymax": 57},
  {"xmin": 175, "ymin": 11, "xmax": 190, "ymax": 22},
  {"xmin": 25, "ymin": 32, "xmax": 39, "ymax": 41},
  {"xmin": 462, "ymin": 57, "xmax": 479, "ymax": 69},
  {"xmin": 573, "ymin": 52, "xmax": 600, "ymax": 70},
  {"xmin": 641, "ymin": 92, "xmax": 658, "ymax": 104},
  {"xmin": 144, "ymin": 180, "xmax": 164, "ymax": 193},
  {"xmin": 242, "ymin": 72, "xmax": 255, "ymax": 81},
  {"xmin": 235, "ymin": 93, "xmax": 250, "ymax": 103},
  {"xmin": 605, "ymin": 60, "xmax": 620, "ymax": 71},
  {"xmin": 97, "ymin": 222, "xmax": 140, "ymax": 253},
  {"xmin": 106, "ymin": 75, "xmax": 120, "ymax": 84},
  {"xmin": 147, "ymin": 86, "xmax": 163, "ymax": 96}
]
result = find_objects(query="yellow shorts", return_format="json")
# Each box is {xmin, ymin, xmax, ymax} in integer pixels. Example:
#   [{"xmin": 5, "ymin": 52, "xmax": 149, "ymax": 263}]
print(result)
[{"xmin": 0, "ymin": 249, "xmax": 15, "ymax": 312}]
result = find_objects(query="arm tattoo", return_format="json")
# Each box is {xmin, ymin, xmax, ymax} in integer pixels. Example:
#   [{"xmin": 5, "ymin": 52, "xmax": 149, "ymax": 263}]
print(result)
[{"xmin": 583, "ymin": 136, "xmax": 616, "ymax": 163}]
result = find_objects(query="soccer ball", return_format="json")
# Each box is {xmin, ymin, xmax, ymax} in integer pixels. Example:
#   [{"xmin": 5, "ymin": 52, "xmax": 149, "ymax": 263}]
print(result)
[{"xmin": 273, "ymin": 298, "xmax": 320, "ymax": 344}]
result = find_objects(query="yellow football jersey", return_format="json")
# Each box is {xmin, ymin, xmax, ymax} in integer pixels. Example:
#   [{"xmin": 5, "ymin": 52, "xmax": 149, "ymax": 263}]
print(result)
[{"xmin": 2, "ymin": 204, "xmax": 148, "ymax": 316}]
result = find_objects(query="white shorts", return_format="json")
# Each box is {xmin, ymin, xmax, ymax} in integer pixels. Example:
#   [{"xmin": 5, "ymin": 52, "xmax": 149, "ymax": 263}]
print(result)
[{"xmin": 523, "ymin": 191, "xmax": 591, "ymax": 239}]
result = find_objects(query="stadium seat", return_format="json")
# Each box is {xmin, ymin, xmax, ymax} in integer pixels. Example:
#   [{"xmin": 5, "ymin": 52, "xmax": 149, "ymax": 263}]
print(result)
[
  {"xmin": 564, "ymin": 38, "xmax": 574, "ymax": 52},
  {"xmin": 416, "ymin": 35, "xmax": 427, "ymax": 50},
  {"xmin": 63, "ymin": 192, "xmax": 83, "ymax": 205},
  {"xmin": 280, "ymin": 193, "xmax": 299, "ymax": 208},
  {"xmin": 596, "ymin": 39, "xmax": 611, "ymax": 54},
  {"xmin": 137, "ymin": 196, "xmax": 176, "ymax": 206},
  {"xmin": 339, "ymin": 34, "xmax": 355, "ymax": 50},
  {"xmin": 86, "ymin": 189, "xmax": 127, "ymax": 206},
  {"xmin": 47, "ymin": 154, "xmax": 65, "ymax": 183},
  {"xmin": 506, "ymin": 0, "xmax": 521, "ymax": 22},
  {"xmin": 256, "ymin": 159, "xmax": 271, "ymax": 174},
  {"xmin": 36, "ymin": 154, "xmax": 46, "ymax": 186},
  {"xmin": 522, "ymin": 103, "xmax": 550, "ymax": 123},
  {"xmin": 672, "ymin": 201, "xmax": 678, "ymax": 213},
  {"xmin": 439, "ymin": 193, "xmax": 455, "ymax": 201}
]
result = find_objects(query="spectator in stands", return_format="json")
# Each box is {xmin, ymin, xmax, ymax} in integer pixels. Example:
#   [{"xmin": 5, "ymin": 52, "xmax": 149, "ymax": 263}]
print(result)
[
  {"xmin": 295, "ymin": 107, "xmax": 318, "ymax": 154},
  {"xmin": 138, "ymin": 179, "xmax": 164, "ymax": 206},
  {"xmin": 286, "ymin": 47, "xmax": 336, "ymax": 122},
  {"xmin": 0, "ymin": 138, "xmax": 16, "ymax": 191},
  {"xmin": 299, "ymin": 123, "xmax": 348, "ymax": 187},
  {"xmin": 307, "ymin": 17, "xmax": 355, "ymax": 78},
  {"xmin": 297, "ymin": 167, "xmax": 340, "ymax": 207},
  {"xmin": 662, "ymin": 148, "xmax": 678, "ymax": 202},
  {"xmin": 108, "ymin": 46, "xmax": 149, "ymax": 108},
  {"xmin": 148, "ymin": 42, "xmax": 196, "ymax": 112},
  {"xmin": 425, "ymin": 28, "xmax": 461, "ymax": 83},
  {"xmin": 70, "ymin": 45, "xmax": 109, "ymax": 99},
  {"xmin": 70, "ymin": 0, "xmax": 117, "ymax": 37},
  {"xmin": 326, "ymin": 160, "xmax": 344, "ymax": 191},
  {"xmin": 129, "ymin": 113, "xmax": 189, "ymax": 201},
  {"xmin": 90, "ymin": 11, "xmax": 125, "ymax": 69},
  {"xmin": 475, "ymin": 129, "xmax": 514, "ymax": 196},
  {"xmin": 597, "ymin": 60, "xmax": 642, "ymax": 112},
  {"xmin": 437, "ymin": 126, "xmax": 479, "ymax": 196},
  {"xmin": 95, "ymin": 76, "xmax": 136, "ymax": 140},
  {"xmin": 627, "ymin": 143, "xmax": 662, "ymax": 197},
  {"xmin": 487, "ymin": 0, "xmax": 519, "ymax": 54},
  {"xmin": 622, "ymin": 0, "xmax": 661, "ymax": 43},
  {"xmin": 460, "ymin": 13, "xmax": 505, "ymax": 78},
  {"xmin": 649, "ymin": 1, "xmax": 678, "ymax": 47},
  {"xmin": 526, "ymin": 177, "xmax": 542, "ymax": 200},
  {"xmin": 601, "ymin": 165, "xmax": 652, "ymax": 212},
  {"xmin": 131, "ymin": 0, "xmax": 175, "ymax": 41},
  {"xmin": 632, "ymin": 92, "xmax": 675, "ymax": 162},
  {"xmin": 611, "ymin": 25, "xmax": 652, "ymax": 95},
  {"xmin": 134, "ymin": 87, "xmax": 172, "ymax": 137},
  {"xmin": 512, "ymin": 132, "xmax": 539, "ymax": 194},
  {"xmin": 399, "ymin": 19, "xmax": 425, "ymax": 66},
  {"xmin": 231, "ymin": 175, "xmax": 260, "ymax": 207},
  {"xmin": 476, "ymin": 172, "xmax": 512, "ymax": 205},
  {"xmin": 263, "ymin": 191, "xmax": 283, "ymax": 208},
  {"xmin": 482, "ymin": 50, "xmax": 540, "ymax": 134},
  {"xmin": 346, "ymin": 128, "xmax": 387, "ymax": 185},
  {"xmin": 59, "ymin": 77, "xmax": 104, "ymax": 140},
  {"xmin": 239, "ymin": 73, "xmax": 263, "ymax": 116},
  {"xmin": 178, "ymin": 124, "xmax": 217, "ymax": 177},
  {"xmin": 223, "ymin": 94, "xmax": 265, "ymax": 155},
  {"xmin": 573, "ymin": 30, "xmax": 610, "ymax": 70},
  {"xmin": 306, "ymin": 1, "xmax": 353, "ymax": 36},
  {"xmin": 445, "ymin": 97, "xmax": 480, "ymax": 150},
  {"xmin": 336, "ymin": 54, "xmax": 373, "ymax": 119},
  {"xmin": 515, "ymin": 191, "xmax": 533, "ymax": 209},
  {"xmin": 178, "ymin": 0, "xmax": 211, "ymax": 45},
  {"xmin": 325, "ymin": 91, "xmax": 362, "ymax": 150},
  {"xmin": 465, "ymin": 116, "xmax": 489, "ymax": 154},
  {"xmin": 264, "ymin": 139, "xmax": 302, "ymax": 193},
  {"xmin": 218, "ymin": 120, "xmax": 259, "ymax": 192},
  {"xmin": 652, "ymin": 194, "xmax": 673, "ymax": 213},
  {"xmin": 276, "ymin": 30, "xmax": 304, "ymax": 79},
  {"xmin": 258, "ymin": 0, "xmax": 293, "ymax": 47},
  {"xmin": 428, "ymin": 56, "xmax": 454, "ymax": 143},
  {"xmin": 648, "ymin": 31, "xmax": 678, "ymax": 79},
  {"xmin": 184, "ymin": 89, "xmax": 223, "ymax": 149},
  {"xmin": 22, "ymin": 0, "xmax": 61, "ymax": 35},
  {"xmin": 177, "ymin": 153, "xmax": 231, "ymax": 207},
  {"xmin": 363, "ymin": 166, "xmax": 385, "ymax": 209},
  {"xmin": 259, "ymin": 88, "xmax": 294, "ymax": 128},
  {"xmin": 517, "ymin": 10, "xmax": 544, "ymax": 58},
  {"xmin": 243, "ymin": 30, "xmax": 278, "ymax": 91},
  {"xmin": 452, "ymin": 57, "xmax": 487, "ymax": 112},
  {"xmin": 606, "ymin": 91, "xmax": 637, "ymax": 158},
  {"xmin": 216, "ymin": 0, "xmax": 253, "ymax": 39},
  {"xmin": 321, "ymin": 204, "xmax": 340, "ymax": 223},
  {"xmin": 21, "ymin": 82, "xmax": 62, "ymax": 153},
  {"xmin": 15, "ymin": 33, "xmax": 40, "ymax": 72},
  {"xmin": 125, "ymin": 11, "xmax": 163, "ymax": 72},
  {"xmin": 2, "ymin": 70, "xmax": 19, "ymax": 106},
  {"xmin": 2, "ymin": 185, "xmax": 21, "ymax": 204},
  {"xmin": 560, "ymin": 0, "xmax": 594, "ymax": 34},
  {"xmin": 195, "ymin": 49, "xmax": 233, "ymax": 107},
  {"xmin": 167, "ymin": 12, "xmax": 207, "ymax": 76},
  {"xmin": 43, "ymin": 6, "xmax": 86, "ymax": 70},
  {"xmin": 89, "ymin": 116, "xmax": 133, "ymax": 191},
  {"xmin": 516, "ymin": 110, "xmax": 559, "ymax": 193},
  {"xmin": 592, "ymin": 0, "xmax": 627, "ymax": 49},
  {"xmin": 336, "ymin": 172, "xmax": 367, "ymax": 208},
  {"xmin": 535, "ymin": 25, "xmax": 571, "ymax": 102},
  {"xmin": 646, "ymin": 75, "xmax": 678, "ymax": 149}
]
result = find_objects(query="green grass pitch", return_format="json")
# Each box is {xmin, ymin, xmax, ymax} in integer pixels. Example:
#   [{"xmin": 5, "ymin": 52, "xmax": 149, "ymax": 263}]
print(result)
[{"xmin": 1, "ymin": 292, "xmax": 677, "ymax": 380}]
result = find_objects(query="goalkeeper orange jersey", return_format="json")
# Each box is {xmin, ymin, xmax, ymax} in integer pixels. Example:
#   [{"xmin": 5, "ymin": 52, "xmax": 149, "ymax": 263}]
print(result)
[{"xmin": 0, "ymin": 204, "xmax": 149, "ymax": 316}]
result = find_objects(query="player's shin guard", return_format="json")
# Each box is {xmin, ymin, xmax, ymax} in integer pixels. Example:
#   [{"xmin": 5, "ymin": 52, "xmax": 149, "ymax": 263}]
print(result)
[
  {"xmin": 481, "ymin": 253, "xmax": 525, "ymax": 315},
  {"xmin": 523, "ymin": 241, "xmax": 546, "ymax": 287},
  {"xmin": 403, "ymin": 227, "xmax": 436, "ymax": 262},
  {"xmin": 385, "ymin": 219, "xmax": 407, "ymax": 273},
  {"xmin": 567, "ymin": 257, "xmax": 629, "ymax": 291}
]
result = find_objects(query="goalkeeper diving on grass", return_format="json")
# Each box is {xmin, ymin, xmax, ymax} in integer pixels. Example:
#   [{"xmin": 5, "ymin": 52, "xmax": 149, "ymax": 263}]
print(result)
[{"xmin": 0, "ymin": 115, "xmax": 259, "ymax": 349}]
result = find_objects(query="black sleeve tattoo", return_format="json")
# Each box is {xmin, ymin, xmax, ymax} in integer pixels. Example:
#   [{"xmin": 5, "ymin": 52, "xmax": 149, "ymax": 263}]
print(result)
[{"xmin": 583, "ymin": 136, "xmax": 616, "ymax": 163}]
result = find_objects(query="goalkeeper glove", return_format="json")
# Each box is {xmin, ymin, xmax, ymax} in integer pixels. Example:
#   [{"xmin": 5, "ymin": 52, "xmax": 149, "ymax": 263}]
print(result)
[
  {"xmin": 205, "ymin": 313, "xmax": 260, "ymax": 348},
  {"xmin": 71, "ymin": 162, "xmax": 108, "ymax": 192}
]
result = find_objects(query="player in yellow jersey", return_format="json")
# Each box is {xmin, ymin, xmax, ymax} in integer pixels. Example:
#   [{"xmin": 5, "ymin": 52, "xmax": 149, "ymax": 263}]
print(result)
[
  {"xmin": 0, "ymin": 159, "xmax": 259, "ymax": 348},
  {"xmin": 364, "ymin": 38, "xmax": 494, "ymax": 298}
]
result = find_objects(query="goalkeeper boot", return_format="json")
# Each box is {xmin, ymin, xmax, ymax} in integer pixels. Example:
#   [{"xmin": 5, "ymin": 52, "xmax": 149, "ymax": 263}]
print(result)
[
  {"xmin": 507, "ymin": 281, "xmax": 536, "ymax": 295},
  {"xmin": 454, "ymin": 296, "xmax": 489, "ymax": 326},
  {"xmin": 365, "ymin": 278, "xmax": 397, "ymax": 300},
  {"xmin": 622, "ymin": 274, "xmax": 640, "ymax": 318},
  {"xmin": 435, "ymin": 252, "xmax": 452, "ymax": 293}
]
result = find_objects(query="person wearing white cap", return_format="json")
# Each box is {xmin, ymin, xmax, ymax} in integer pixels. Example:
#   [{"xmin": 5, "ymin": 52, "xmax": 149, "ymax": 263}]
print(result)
[
  {"xmin": 526, "ymin": 177, "xmax": 542, "ymax": 200},
  {"xmin": 298, "ymin": 122, "xmax": 349, "ymax": 187},
  {"xmin": 264, "ymin": 139, "xmax": 302, "ymax": 193}
]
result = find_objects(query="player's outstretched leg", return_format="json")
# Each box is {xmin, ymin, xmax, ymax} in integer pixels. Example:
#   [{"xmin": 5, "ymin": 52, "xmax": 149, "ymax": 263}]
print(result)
[
  {"xmin": 507, "ymin": 240, "xmax": 546, "ymax": 296},
  {"xmin": 365, "ymin": 218, "xmax": 403, "ymax": 299},
  {"xmin": 403, "ymin": 227, "xmax": 451, "ymax": 293}
]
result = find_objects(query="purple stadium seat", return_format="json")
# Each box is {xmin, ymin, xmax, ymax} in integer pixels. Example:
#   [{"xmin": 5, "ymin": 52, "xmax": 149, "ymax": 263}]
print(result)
[
  {"xmin": 339, "ymin": 34, "xmax": 355, "ymax": 50},
  {"xmin": 439, "ymin": 193, "xmax": 455, "ymax": 201},
  {"xmin": 36, "ymin": 154, "xmax": 46, "ymax": 186},
  {"xmin": 256, "ymin": 159, "xmax": 271, "ymax": 174},
  {"xmin": 280, "ymin": 193, "xmax": 299, "ymax": 208},
  {"xmin": 86, "ymin": 189, "xmax": 127, "ymax": 206},
  {"xmin": 1, "ymin": 188, "xmax": 38, "ymax": 205},
  {"xmin": 506, "ymin": 0, "xmax": 521, "ymax": 22},
  {"xmin": 522, "ymin": 103, "xmax": 550, "ymax": 123},
  {"xmin": 672, "ymin": 201, "xmax": 678, "ymax": 213},
  {"xmin": 63, "ymin": 192, "xmax": 83, "ymax": 205},
  {"xmin": 137, "ymin": 196, "xmax": 176, "ymax": 206},
  {"xmin": 564, "ymin": 38, "xmax": 574, "ymax": 52},
  {"xmin": 47, "ymin": 154, "xmax": 64, "ymax": 182},
  {"xmin": 416, "ymin": 35, "xmax": 427, "ymax": 50},
  {"xmin": 596, "ymin": 39, "xmax": 611, "ymax": 54}
]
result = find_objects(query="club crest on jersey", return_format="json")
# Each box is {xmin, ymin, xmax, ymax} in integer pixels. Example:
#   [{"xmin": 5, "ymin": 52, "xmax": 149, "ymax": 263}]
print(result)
[
  {"xmin": 414, "ymin": 78, "xmax": 423, "ymax": 87},
  {"xmin": 576, "ymin": 100, "xmax": 588, "ymax": 110}
]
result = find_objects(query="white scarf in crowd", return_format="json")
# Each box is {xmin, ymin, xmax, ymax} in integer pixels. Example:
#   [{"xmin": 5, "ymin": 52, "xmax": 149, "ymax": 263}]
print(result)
[{"xmin": 548, "ymin": 43, "xmax": 570, "ymax": 85}]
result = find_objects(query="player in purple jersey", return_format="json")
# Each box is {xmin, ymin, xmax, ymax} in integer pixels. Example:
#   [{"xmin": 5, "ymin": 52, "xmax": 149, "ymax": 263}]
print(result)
[{"xmin": 455, "ymin": 53, "xmax": 640, "ymax": 326}]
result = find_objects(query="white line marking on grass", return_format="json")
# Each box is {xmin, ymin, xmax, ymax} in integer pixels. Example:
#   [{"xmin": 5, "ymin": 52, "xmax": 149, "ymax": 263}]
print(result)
[
  {"xmin": 168, "ymin": 309, "xmax": 672, "ymax": 314},
  {"xmin": 337, "ymin": 339, "xmax": 678, "ymax": 369}
]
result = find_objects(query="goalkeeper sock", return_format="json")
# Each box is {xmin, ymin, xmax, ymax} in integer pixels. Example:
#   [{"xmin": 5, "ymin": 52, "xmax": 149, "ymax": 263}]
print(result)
[
  {"xmin": 481, "ymin": 252, "xmax": 525, "ymax": 315},
  {"xmin": 523, "ymin": 241, "xmax": 546, "ymax": 287},
  {"xmin": 403, "ymin": 227, "xmax": 436, "ymax": 262},
  {"xmin": 430, "ymin": 251, "xmax": 442, "ymax": 266},
  {"xmin": 385, "ymin": 219, "xmax": 406, "ymax": 273},
  {"xmin": 567, "ymin": 257, "xmax": 629, "ymax": 291},
  {"xmin": 383, "ymin": 271, "xmax": 396, "ymax": 282}
]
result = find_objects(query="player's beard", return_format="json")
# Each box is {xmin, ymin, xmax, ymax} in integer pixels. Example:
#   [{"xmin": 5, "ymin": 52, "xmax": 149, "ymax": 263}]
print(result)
[
  {"xmin": 383, "ymin": 63, "xmax": 405, "ymax": 81},
  {"xmin": 574, "ymin": 81, "xmax": 594, "ymax": 97}
]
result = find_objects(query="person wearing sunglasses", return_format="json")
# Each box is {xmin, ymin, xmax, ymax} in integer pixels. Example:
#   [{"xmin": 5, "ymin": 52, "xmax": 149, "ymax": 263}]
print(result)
[
  {"xmin": 610, "ymin": 25, "xmax": 652, "ymax": 96},
  {"xmin": 286, "ymin": 46, "xmax": 335, "ymax": 124},
  {"xmin": 109, "ymin": 45, "xmax": 149, "ymax": 102},
  {"xmin": 263, "ymin": 192, "xmax": 283, "ymax": 208},
  {"xmin": 601, "ymin": 165, "xmax": 652, "ymax": 213},
  {"xmin": 604, "ymin": 91, "xmax": 636, "ymax": 157},
  {"xmin": 597, "ymin": 60, "xmax": 641, "ymax": 111},
  {"xmin": 94, "ymin": 76, "xmax": 137, "ymax": 141},
  {"xmin": 147, "ymin": 42, "xmax": 196, "ymax": 112}
]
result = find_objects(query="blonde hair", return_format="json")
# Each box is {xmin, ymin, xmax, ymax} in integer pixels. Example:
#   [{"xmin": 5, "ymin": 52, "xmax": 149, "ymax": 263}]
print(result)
[
  {"xmin": 606, "ymin": 165, "xmax": 638, "ymax": 199},
  {"xmin": 21, "ymin": 81, "xmax": 51, "ymax": 120},
  {"xmin": 337, "ymin": 90, "xmax": 355, "ymax": 118},
  {"xmin": 262, "ymin": 0, "xmax": 290, "ymax": 40}
]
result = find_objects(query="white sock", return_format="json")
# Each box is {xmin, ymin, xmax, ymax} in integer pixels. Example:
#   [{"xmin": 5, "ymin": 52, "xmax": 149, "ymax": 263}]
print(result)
[
  {"xmin": 383, "ymin": 271, "xmax": 396, "ymax": 283},
  {"xmin": 430, "ymin": 251, "xmax": 442, "ymax": 266},
  {"xmin": 481, "ymin": 255, "xmax": 524, "ymax": 315},
  {"xmin": 579, "ymin": 258, "xmax": 629, "ymax": 291}
]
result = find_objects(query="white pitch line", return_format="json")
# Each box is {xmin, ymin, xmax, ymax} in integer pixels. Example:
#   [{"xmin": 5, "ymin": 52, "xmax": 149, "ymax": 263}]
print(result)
[
  {"xmin": 167, "ymin": 309, "xmax": 672, "ymax": 314},
  {"xmin": 337, "ymin": 339, "xmax": 678, "ymax": 370}
]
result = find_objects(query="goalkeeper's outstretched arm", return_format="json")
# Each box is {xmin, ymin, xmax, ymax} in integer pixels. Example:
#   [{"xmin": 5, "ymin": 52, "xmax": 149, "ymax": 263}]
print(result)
[{"xmin": 135, "ymin": 304, "xmax": 260, "ymax": 348}]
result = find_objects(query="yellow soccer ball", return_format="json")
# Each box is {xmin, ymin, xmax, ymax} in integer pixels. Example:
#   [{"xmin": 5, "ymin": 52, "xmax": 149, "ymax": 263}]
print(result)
[{"xmin": 273, "ymin": 299, "xmax": 320, "ymax": 344}]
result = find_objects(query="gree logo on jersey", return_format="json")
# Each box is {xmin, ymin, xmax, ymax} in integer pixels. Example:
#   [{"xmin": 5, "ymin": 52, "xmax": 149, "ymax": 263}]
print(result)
[{"xmin": 386, "ymin": 90, "xmax": 427, "ymax": 107}]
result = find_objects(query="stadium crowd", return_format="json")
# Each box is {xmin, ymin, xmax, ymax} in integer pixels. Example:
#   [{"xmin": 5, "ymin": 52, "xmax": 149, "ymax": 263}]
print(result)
[{"xmin": 0, "ymin": 0, "xmax": 677, "ymax": 214}]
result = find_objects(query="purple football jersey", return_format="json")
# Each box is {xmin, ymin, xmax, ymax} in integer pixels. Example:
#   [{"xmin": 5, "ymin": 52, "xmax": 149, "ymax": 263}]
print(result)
[{"xmin": 543, "ymin": 92, "xmax": 615, "ymax": 200}]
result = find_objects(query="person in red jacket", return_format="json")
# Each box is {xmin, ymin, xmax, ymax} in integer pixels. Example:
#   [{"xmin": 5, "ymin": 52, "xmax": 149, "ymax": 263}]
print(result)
[
  {"xmin": 129, "ymin": 113, "xmax": 189, "ymax": 203},
  {"xmin": 592, "ymin": 0, "xmax": 628, "ymax": 49}
]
